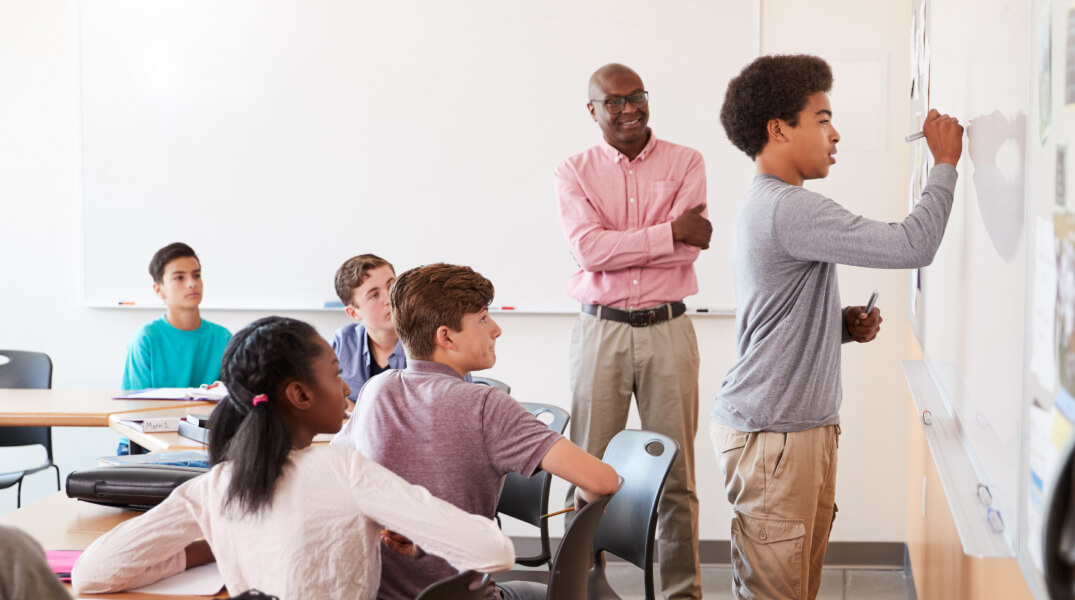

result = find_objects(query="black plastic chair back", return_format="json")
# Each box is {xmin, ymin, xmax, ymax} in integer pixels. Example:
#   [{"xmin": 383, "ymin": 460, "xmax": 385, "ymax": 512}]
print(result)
[
  {"xmin": 1045, "ymin": 433, "xmax": 1075, "ymax": 599},
  {"xmin": 0, "ymin": 351, "xmax": 52, "ymax": 389},
  {"xmin": 472, "ymin": 376, "xmax": 511, "ymax": 394},
  {"xmin": 0, "ymin": 350, "xmax": 59, "ymax": 507},
  {"xmin": 545, "ymin": 491, "xmax": 615, "ymax": 600},
  {"xmin": 416, "ymin": 570, "xmax": 491, "ymax": 600},
  {"xmin": 590, "ymin": 430, "xmax": 678, "ymax": 599},
  {"xmin": 495, "ymin": 402, "xmax": 570, "ymax": 567}
]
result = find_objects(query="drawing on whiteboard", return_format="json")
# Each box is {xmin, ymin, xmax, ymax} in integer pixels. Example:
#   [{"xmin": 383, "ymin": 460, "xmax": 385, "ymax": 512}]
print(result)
[{"xmin": 967, "ymin": 110, "xmax": 1027, "ymax": 260}]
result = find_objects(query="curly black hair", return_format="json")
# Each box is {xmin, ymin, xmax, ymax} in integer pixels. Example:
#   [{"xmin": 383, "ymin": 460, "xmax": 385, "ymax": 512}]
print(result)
[{"xmin": 720, "ymin": 54, "xmax": 833, "ymax": 159}]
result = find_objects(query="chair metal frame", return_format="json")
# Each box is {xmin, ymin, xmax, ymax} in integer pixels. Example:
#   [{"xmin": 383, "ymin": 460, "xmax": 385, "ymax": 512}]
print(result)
[{"xmin": 0, "ymin": 350, "xmax": 61, "ymax": 507}]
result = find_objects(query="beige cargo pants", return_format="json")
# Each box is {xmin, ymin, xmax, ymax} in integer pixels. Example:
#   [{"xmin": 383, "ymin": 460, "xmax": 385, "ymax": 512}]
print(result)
[{"xmin": 711, "ymin": 421, "xmax": 840, "ymax": 600}]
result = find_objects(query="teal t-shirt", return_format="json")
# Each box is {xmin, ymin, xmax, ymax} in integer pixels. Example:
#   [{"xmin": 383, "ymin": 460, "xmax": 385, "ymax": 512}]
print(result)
[{"xmin": 121, "ymin": 315, "xmax": 232, "ymax": 390}]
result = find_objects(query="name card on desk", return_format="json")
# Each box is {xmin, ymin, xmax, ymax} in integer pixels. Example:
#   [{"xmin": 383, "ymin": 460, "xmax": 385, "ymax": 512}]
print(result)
[{"xmin": 115, "ymin": 416, "xmax": 181, "ymax": 433}]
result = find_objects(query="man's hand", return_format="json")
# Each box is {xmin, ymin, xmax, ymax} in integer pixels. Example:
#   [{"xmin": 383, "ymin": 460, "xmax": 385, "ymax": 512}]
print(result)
[
  {"xmin": 923, "ymin": 108, "xmax": 964, "ymax": 166},
  {"xmin": 845, "ymin": 306, "xmax": 882, "ymax": 343},
  {"xmin": 381, "ymin": 529, "xmax": 425, "ymax": 558},
  {"xmin": 671, "ymin": 204, "xmax": 713, "ymax": 249}
]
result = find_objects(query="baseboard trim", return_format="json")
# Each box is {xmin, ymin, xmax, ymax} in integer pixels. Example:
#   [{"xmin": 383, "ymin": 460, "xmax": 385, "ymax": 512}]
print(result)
[{"xmin": 514, "ymin": 537, "xmax": 909, "ymax": 568}]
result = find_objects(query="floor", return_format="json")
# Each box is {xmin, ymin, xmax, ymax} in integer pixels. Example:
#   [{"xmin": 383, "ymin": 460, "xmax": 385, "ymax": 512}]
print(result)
[{"xmin": 504, "ymin": 563, "xmax": 917, "ymax": 599}]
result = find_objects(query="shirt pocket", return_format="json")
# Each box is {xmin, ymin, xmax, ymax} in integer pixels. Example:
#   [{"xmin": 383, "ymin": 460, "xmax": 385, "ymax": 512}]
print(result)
[{"xmin": 650, "ymin": 180, "xmax": 681, "ymax": 206}]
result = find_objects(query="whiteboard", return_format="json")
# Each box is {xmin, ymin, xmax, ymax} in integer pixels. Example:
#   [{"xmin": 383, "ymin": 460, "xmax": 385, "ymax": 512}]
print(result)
[
  {"xmin": 78, "ymin": 0, "xmax": 757, "ymax": 312},
  {"xmin": 909, "ymin": 0, "xmax": 1030, "ymax": 554}
]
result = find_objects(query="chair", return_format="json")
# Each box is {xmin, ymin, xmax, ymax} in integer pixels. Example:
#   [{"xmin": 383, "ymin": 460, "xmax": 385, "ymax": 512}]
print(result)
[
  {"xmin": 495, "ymin": 402, "xmax": 569, "ymax": 567},
  {"xmin": 415, "ymin": 570, "xmax": 491, "ymax": 600},
  {"xmin": 472, "ymin": 376, "xmax": 511, "ymax": 394},
  {"xmin": 0, "ymin": 350, "xmax": 60, "ymax": 507},
  {"xmin": 1045, "ymin": 433, "xmax": 1075, "ymax": 600},
  {"xmin": 544, "ymin": 490, "xmax": 616, "ymax": 600},
  {"xmin": 588, "ymin": 430, "xmax": 679, "ymax": 600}
]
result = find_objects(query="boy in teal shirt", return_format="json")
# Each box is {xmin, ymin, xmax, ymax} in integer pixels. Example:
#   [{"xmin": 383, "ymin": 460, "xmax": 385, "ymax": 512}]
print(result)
[{"xmin": 122, "ymin": 242, "xmax": 231, "ymax": 390}]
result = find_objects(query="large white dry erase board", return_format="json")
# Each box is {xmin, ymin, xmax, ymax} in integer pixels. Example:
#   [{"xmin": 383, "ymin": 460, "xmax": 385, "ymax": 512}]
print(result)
[
  {"xmin": 78, "ymin": 0, "xmax": 757, "ymax": 312},
  {"xmin": 902, "ymin": 0, "xmax": 1064, "ymax": 582},
  {"xmin": 913, "ymin": 0, "xmax": 1029, "ymax": 550}
]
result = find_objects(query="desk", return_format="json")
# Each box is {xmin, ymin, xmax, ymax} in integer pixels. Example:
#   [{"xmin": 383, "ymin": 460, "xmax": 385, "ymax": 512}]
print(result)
[
  {"xmin": 109, "ymin": 405, "xmax": 338, "ymax": 452},
  {"xmin": 109, "ymin": 408, "xmax": 212, "ymax": 453},
  {"xmin": 0, "ymin": 492, "xmax": 228, "ymax": 599},
  {"xmin": 0, "ymin": 389, "xmax": 216, "ymax": 427}
]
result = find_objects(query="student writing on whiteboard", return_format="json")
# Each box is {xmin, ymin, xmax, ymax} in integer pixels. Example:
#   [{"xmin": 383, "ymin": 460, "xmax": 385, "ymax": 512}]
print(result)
[
  {"xmin": 121, "ymin": 242, "xmax": 231, "ymax": 390},
  {"xmin": 554, "ymin": 63, "xmax": 712, "ymax": 599},
  {"xmin": 713, "ymin": 54, "xmax": 963, "ymax": 600}
]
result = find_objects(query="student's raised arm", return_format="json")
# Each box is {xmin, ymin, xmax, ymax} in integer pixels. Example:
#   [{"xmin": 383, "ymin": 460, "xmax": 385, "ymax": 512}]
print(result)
[
  {"xmin": 538, "ymin": 438, "xmax": 620, "ymax": 504},
  {"xmin": 342, "ymin": 449, "xmax": 515, "ymax": 573}
]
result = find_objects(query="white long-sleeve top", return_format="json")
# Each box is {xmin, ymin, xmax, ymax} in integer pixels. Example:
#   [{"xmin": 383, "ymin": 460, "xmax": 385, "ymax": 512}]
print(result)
[{"xmin": 71, "ymin": 445, "xmax": 514, "ymax": 599}]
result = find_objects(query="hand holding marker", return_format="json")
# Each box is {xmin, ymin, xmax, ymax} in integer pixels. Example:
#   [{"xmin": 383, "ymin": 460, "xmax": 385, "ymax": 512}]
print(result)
[{"xmin": 864, "ymin": 290, "xmax": 879, "ymax": 318}]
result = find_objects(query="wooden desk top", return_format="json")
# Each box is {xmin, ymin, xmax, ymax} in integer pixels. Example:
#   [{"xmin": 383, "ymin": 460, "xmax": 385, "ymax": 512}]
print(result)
[
  {"xmin": 0, "ymin": 492, "xmax": 228, "ymax": 599},
  {"xmin": 109, "ymin": 407, "xmax": 213, "ymax": 453},
  {"xmin": 110, "ymin": 405, "xmax": 338, "ymax": 452},
  {"xmin": 0, "ymin": 389, "xmax": 216, "ymax": 427}
]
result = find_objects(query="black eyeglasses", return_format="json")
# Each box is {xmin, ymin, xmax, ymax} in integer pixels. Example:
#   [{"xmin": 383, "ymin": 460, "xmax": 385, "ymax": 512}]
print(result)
[{"xmin": 590, "ymin": 91, "xmax": 649, "ymax": 115}]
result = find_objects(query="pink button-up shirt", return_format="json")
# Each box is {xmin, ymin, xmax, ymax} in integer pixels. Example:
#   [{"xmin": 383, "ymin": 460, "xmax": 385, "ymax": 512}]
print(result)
[{"xmin": 554, "ymin": 132, "xmax": 707, "ymax": 310}]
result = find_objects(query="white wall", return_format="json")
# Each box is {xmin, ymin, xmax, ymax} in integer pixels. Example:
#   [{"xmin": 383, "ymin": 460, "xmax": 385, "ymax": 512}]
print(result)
[{"xmin": 0, "ymin": 0, "xmax": 913, "ymax": 544}]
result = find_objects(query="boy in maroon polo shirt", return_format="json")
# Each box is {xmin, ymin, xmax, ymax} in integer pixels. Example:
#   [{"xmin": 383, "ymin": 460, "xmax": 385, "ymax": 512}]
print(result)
[{"xmin": 333, "ymin": 263, "xmax": 618, "ymax": 600}]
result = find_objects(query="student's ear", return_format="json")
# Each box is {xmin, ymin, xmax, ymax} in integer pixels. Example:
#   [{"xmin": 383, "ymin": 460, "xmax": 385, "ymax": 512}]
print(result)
[
  {"xmin": 343, "ymin": 305, "xmax": 361, "ymax": 322},
  {"xmin": 767, "ymin": 118, "xmax": 788, "ymax": 143},
  {"xmin": 282, "ymin": 378, "xmax": 313, "ymax": 411},
  {"xmin": 434, "ymin": 325, "xmax": 456, "ymax": 352},
  {"xmin": 152, "ymin": 281, "xmax": 164, "ymax": 299}
]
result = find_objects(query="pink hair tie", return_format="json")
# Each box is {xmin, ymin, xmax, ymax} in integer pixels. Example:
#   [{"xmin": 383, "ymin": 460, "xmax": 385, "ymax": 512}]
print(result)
[{"xmin": 251, "ymin": 394, "xmax": 269, "ymax": 407}]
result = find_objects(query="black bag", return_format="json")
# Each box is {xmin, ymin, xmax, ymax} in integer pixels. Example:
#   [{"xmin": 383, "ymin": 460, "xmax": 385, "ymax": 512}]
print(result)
[{"xmin": 65, "ymin": 465, "xmax": 207, "ymax": 511}]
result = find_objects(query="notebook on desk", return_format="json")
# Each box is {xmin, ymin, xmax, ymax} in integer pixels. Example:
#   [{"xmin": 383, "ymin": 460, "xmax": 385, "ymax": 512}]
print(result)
[
  {"xmin": 114, "ymin": 382, "xmax": 227, "ymax": 401},
  {"xmin": 98, "ymin": 450, "xmax": 210, "ymax": 469}
]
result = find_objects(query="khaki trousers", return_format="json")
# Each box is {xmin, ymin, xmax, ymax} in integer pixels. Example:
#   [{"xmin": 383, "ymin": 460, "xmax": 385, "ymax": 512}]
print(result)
[
  {"xmin": 710, "ymin": 421, "xmax": 840, "ymax": 600},
  {"xmin": 569, "ymin": 311, "xmax": 701, "ymax": 599}
]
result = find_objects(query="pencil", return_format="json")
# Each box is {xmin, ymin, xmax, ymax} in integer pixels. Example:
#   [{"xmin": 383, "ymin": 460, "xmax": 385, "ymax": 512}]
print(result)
[{"xmin": 540, "ymin": 506, "xmax": 576, "ymax": 519}]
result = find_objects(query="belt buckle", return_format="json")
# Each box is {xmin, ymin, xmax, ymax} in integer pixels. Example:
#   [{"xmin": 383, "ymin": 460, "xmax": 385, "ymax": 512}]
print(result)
[{"xmin": 629, "ymin": 309, "xmax": 656, "ymax": 327}]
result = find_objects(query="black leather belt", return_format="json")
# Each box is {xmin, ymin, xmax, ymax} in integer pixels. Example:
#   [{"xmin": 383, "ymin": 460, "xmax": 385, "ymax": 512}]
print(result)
[{"xmin": 582, "ymin": 302, "xmax": 687, "ymax": 327}]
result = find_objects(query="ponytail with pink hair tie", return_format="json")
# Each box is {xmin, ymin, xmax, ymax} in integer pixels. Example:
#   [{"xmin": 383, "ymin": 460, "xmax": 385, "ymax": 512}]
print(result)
[{"xmin": 251, "ymin": 394, "xmax": 269, "ymax": 407}]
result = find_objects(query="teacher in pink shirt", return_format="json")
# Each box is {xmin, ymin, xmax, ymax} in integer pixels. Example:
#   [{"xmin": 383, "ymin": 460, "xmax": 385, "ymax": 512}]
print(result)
[{"xmin": 553, "ymin": 63, "xmax": 712, "ymax": 600}]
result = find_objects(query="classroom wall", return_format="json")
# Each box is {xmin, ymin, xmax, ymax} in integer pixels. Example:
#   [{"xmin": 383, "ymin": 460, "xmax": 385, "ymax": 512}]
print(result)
[{"xmin": 0, "ymin": 0, "xmax": 914, "ymax": 545}]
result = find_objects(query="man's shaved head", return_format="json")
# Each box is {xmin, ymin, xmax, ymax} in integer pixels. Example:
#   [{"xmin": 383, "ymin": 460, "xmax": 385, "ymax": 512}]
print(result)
[{"xmin": 589, "ymin": 63, "xmax": 641, "ymax": 99}]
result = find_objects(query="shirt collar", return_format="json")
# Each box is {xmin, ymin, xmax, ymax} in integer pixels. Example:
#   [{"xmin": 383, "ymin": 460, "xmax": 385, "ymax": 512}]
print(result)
[
  {"xmin": 359, "ymin": 325, "xmax": 405, "ymax": 367},
  {"xmin": 598, "ymin": 128, "xmax": 660, "ymax": 164},
  {"xmin": 406, "ymin": 359, "xmax": 467, "ymax": 380}
]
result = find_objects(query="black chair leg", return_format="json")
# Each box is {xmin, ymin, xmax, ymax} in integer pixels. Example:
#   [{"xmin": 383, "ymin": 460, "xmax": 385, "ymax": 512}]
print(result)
[
  {"xmin": 51, "ymin": 464, "xmax": 60, "ymax": 492},
  {"xmin": 15, "ymin": 478, "xmax": 22, "ymax": 509}
]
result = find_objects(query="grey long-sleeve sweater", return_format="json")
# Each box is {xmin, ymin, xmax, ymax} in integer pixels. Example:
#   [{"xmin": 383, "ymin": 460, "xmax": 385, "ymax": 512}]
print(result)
[{"xmin": 712, "ymin": 164, "xmax": 957, "ymax": 432}]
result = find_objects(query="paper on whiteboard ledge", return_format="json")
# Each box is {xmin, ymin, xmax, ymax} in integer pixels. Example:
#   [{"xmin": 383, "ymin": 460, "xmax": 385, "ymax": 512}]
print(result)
[
  {"xmin": 1032, "ymin": 217, "xmax": 1058, "ymax": 390},
  {"xmin": 130, "ymin": 562, "xmax": 223, "ymax": 595}
]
